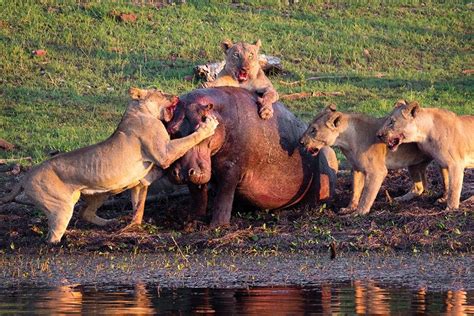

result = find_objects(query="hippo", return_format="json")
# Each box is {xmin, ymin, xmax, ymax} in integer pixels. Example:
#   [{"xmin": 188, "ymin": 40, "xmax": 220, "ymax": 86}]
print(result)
[{"xmin": 167, "ymin": 87, "xmax": 338, "ymax": 227}]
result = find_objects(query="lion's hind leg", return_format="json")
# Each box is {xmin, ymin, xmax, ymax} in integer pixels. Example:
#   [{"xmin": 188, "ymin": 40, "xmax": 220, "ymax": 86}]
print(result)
[
  {"xmin": 80, "ymin": 194, "xmax": 116, "ymax": 226},
  {"xmin": 28, "ymin": 192, "xmax": 79, "ymax": 244},
  {"xmin": 395, "ymin": 161, "xmax": 429, "ymax": 202}
]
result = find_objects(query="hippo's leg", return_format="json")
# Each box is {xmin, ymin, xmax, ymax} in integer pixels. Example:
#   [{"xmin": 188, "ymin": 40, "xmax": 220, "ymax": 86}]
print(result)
[
  {"xmin": 188, "ymin": 183, "xmax": 208, "ymax": 218},
  {"xmin": 210, "ymin": 166, "xmax": 240, "ymax": 228}
]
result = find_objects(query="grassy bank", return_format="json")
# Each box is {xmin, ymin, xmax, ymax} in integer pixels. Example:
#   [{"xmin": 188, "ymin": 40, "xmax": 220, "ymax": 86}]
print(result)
[{"xmin": 0, "ymin": 1, "xmax": 472, "ymax": 162}]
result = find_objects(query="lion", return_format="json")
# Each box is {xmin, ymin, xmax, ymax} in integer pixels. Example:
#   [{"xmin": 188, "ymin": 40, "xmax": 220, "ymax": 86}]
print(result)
[
  {"xmin": 299, "ymin": 104, "xmax": 434, "ymax": 215},
  {"xmin": 202, "ymin": 39, "xmax": 278, "ymax": 120},
  {"xmin": 377, "ymin": 100, "xmax": 474, "ymax": 210},
  {"xmin": 1, "ymin": 87, "xmax": 219, "ymax": 243}
]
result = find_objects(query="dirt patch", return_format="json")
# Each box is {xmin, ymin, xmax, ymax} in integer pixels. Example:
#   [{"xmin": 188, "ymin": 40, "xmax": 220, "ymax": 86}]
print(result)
[{"xmin": 0, "ymin": 163, "xmax": 472, "ymax": 255}]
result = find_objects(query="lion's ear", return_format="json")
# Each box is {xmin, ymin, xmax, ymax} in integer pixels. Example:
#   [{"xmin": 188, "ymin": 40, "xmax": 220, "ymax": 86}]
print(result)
[
  {"xmin": 333, "ymin": 113, "xmax": 342, "ymax": 127},
  {"xmin": 129, "ymin": 87, "xmax": 148, "ymax": 100},
  {"xmin": 408, "ymin": 101, "xmax": 420, "ymax": 117},
  {"xmin": 325, "ymin": 103, "xmax": 337, "ymax": 112},
  {"xmin": 254, "ymin": 39, "xmax": 262, "ymax": 49},
  {"xmin": 326, "ymin": 113, "xmax": 342, "ymax": 129},
  {"xmin": 401, "ymin": 101, "xmax": 420, "ymax": 118},
  {"xmin": 394, "ymin": 99, "xmax": 407, "ymax": 108},
  {"xmin": 221, "ymin": 39, "xmax": 233, "ymax": 53}
]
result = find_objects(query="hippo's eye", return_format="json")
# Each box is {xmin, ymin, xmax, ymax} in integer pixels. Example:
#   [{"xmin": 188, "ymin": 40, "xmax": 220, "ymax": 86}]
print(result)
[{"xmin": 201, "ymin": 116, "xmax": 207, "ymax": 123}]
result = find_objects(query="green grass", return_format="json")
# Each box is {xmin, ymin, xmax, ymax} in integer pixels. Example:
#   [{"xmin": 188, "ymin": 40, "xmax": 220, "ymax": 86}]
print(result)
[{"xmin": 0, "ymin": 1, "xmax": 472, "ymax": 163}]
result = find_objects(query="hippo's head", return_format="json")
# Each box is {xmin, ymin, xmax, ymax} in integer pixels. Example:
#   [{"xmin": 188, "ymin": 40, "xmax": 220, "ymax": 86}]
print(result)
[
  {"xmin": 167, "ymin": 93, "xmax": 226, "ymax": 185},
  {"xmin": 299, "ymin": 104, "xmax": 347, "ymax": 156}
]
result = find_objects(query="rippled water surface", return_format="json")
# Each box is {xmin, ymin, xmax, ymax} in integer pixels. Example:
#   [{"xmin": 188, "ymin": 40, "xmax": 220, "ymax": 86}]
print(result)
[{"xmin": 1, "ymin": 282, "xmax": 473, "ymax": 315}]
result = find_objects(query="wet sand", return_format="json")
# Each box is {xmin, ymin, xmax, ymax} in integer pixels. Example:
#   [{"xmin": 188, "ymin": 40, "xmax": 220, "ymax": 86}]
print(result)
[{"xmin": 0, "ymin": 252, "xmax": 472, "ymax": 291}]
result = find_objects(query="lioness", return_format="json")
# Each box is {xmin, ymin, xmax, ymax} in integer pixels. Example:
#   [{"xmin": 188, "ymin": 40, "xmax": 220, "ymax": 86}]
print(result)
[
  {"xmin": 202, "ymin": 39, "xmax": 278, "ymax": 120},
  {"xmin": 377, "ymin": 100, "xmax": 474, "ymax": 210},
  {"xmin": 299, "ymin": 104, "xmax": 433, "ymax": 215},
  {"xmin": 1, "ymin": 87, "xmax": 218, "ymax": 243}
]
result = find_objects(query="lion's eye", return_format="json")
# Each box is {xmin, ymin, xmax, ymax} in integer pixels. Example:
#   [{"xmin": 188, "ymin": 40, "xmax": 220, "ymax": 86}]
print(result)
[
  {"xmin": 233, "ymin": 52, "xmax": 239, "ymax": 59},
  {"xmin": 248, "ymin": 53, "xmax": 253, "ymax": 60},
  {"xmin": 311, "ymin": 127, "xmax": 316, "ymax": 134},
  {"xmin": 389, "ymin": 118, "xmax": 395, "ymax": 126}
]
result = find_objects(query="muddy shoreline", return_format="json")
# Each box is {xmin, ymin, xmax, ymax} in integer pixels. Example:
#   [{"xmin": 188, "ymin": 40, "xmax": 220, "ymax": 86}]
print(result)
[
  {"xmin": 0, "ymin": 164, "xmax": 473, "ymax": 256},
  {"xmin": 0, "ymin": 251, "xmax": 472, "ymax": 291}
]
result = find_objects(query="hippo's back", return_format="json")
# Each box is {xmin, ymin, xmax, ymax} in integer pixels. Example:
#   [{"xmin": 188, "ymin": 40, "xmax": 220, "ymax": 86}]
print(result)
[{"xmin": 199, "ymin": 87, "xmax": 316, "ymax": 209}]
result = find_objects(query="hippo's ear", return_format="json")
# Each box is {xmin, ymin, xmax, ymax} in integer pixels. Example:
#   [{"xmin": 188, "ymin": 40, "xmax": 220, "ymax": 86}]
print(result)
[
  {"xmin": 129, "ymin": 87, "xmax": 148, "ymax": 100},
  {"xmin": 199, "ymin": 103, "xmax": 214, "ymax": 117},
  {"xmin": 402, "ymin": 101, "xmax": 420, "ymax": 118},
  {"xmin": 221, "ymin": 39, "xmax": 233, "ymax": 53}
]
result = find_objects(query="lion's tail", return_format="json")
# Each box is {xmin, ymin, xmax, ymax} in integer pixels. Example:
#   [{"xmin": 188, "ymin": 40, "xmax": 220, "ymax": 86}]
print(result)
[{"xmin": 0, "ymin": 182, "xmax": 23, "ymax": 204}]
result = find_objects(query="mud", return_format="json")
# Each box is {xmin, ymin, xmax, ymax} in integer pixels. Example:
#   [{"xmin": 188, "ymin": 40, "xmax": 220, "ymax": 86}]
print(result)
[
  {"xmin": 0, "ymin": 252, "xmax": 472, "ymax": 291},
  {"xmin": 0, "ymin": 162, "xmax": 472, "ymax": 255}
]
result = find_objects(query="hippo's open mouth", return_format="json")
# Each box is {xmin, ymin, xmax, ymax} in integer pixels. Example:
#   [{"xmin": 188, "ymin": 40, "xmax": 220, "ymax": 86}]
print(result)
[
  {"xmin": 237, "ymin": 70, "xmax": 249, "ymax": 82},
  {"xmin": 387, "ymin": 135, "xmax": 404, "ymax": 151}
]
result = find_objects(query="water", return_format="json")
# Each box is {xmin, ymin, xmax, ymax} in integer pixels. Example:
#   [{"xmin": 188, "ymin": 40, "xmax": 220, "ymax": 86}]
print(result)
[
  {"xmin": 0, "ymin": 282, "xmax": 473, "ymax": 315},
  {"xmin": 0, "ymin": 252, "xmax": 472, "ymax": 314}
]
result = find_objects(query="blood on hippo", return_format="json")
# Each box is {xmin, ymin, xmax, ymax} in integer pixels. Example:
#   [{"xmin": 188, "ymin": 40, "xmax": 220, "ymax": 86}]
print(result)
[{"xmin": 169, "ymin": 87, "xmax": 337, "ymax": 227}]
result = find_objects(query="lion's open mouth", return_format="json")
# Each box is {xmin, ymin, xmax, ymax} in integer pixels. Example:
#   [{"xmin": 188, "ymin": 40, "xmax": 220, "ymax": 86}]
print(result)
[
  {"xmin": 237, "ymin": 70, "xmax": 249, "ymax": 82},
  {"xmin": 387, "ymin": 135, "xmax": 403, "ymax": 151},
  {"xmin": 307, "ymin": 146, "xmax": 320, "ymax": 156}
]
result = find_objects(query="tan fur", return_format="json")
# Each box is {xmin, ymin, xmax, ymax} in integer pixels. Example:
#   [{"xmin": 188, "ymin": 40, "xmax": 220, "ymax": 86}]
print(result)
[
  {"xmin": 300, "ymin": 104, "xmax": 432, "ymax": 215},
  {"xmin": 1, "ymin": 88, "xmax": 218, "ymax": 243},
  {"xmin": 202, "ymin": 39, "xmax": 278, "ymax": 120},
  {"xmin": 377, "ymin": 100, "xmax": 474, "ymax": 210}
]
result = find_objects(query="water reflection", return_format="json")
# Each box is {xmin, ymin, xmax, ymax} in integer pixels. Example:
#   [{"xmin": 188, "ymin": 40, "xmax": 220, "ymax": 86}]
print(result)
[{"xmin": 0, "ymin": 280, "xmax": 472, "ymax": 315}]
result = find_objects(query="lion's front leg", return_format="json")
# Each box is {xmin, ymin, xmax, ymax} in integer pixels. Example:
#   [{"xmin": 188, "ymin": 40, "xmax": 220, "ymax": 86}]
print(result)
[
  {"xmin": 129, "ymin": 183, "xmax": 149, "ymax": 226},
  {"xmin": 446, "ymin": 164, "xmax": 464, "ymax": 210},
  {"xmin": 257, "ymin": 87, "xmax": 278, "ymax": 120},
  {"xmin": 202, "ymin": 75, "xmax": 239, "ymax": 89},
  {"xmin": 354, "ymin": 169, "xmax": 387, "ymax": 215},
  {"xmin": 436, "ymin": 167, "xmax": 449, "ymax": 204}
]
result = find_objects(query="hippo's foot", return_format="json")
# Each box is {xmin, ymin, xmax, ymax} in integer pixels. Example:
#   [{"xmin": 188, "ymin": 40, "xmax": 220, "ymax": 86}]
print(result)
[{"xmin": 183, "ymin": 219, "xmax": 207, "ymax": 233}]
